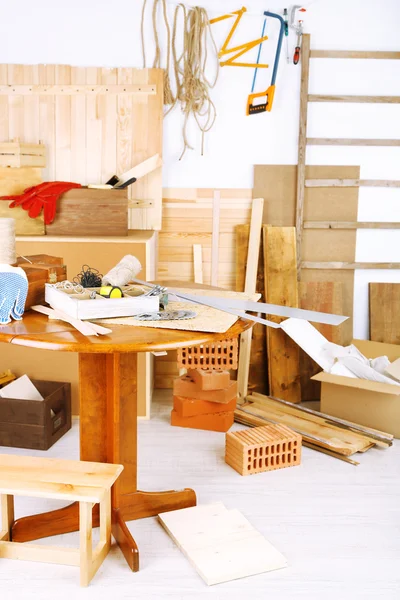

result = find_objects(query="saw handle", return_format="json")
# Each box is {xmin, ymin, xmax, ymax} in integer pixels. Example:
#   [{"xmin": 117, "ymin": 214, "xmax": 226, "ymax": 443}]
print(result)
[{"xmin": 293, "ymin": 45, "xmax": 300, "ymax": 65}]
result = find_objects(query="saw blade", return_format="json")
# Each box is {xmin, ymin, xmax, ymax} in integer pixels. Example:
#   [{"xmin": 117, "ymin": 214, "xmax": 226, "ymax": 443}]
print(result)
[{"xmin": 134, "ymin": 310, "xmax": 196, "ymax": 321}]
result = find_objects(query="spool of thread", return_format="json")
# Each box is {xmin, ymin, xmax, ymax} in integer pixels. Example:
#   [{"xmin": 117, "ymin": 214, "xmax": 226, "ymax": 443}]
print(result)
[
  {"xmin": 102, "ymin": 255, "xmax": 142, "ymax": 287},
  {"xmin": 0, "ymin": 218, "xmax": 16, "ymax": 265}
]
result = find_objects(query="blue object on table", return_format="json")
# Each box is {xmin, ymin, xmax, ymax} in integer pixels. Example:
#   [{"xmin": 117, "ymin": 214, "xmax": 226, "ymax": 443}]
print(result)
[{"xmin": 0, "ymin": 265, "xmax": 28, "ymax": 324}]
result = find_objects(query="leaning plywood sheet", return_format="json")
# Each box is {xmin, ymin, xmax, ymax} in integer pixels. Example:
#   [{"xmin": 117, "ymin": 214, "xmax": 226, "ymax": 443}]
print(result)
[
  {"xmin": 0, "ymin": 167, "xmax": 44, "ymax": 235},
  {"xmin": 158, "ymin": 502, "xmax": 287, "ymax": 585},
  {"xmin": 254, "ymin": 165, "xmax": 359, "ymax": 343},
  {"xmin": 0, "ymin": 65, "xmax": 163, "ymax": 230},
  {"xmin": 369, "ymin": 283, "xmax": 400, "ymax": 344}
]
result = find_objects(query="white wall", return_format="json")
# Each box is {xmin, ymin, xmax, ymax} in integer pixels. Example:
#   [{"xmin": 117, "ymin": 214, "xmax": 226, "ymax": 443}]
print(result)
[{"xmin": 0, "ymin": 0, "xmax": 399, "ymax": 338}]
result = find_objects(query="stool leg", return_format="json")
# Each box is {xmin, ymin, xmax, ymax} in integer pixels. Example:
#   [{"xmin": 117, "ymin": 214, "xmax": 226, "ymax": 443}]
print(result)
[
  {"xmin": 1, "ymin": 494, "xmax": 14, "ymax": 541},
  {"xmin": 100, "ymin": 490, "xmax": 111, "ymax": 548},
  {"xmin": 79, "ymin": 502, "xmax": 93, "ymax": 587}
]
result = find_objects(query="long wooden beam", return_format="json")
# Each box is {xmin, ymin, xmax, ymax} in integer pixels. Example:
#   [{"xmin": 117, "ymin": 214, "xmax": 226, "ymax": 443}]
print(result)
[
  {"xmin": 0, "ymin": 85, "xmax": 156, "ymax": 95},
  {"xmin": 306, "ymin": 138, "xmax": 400, "ymax": 146},
  {"xmin": 310, "ymin": 50, "xmax": 400, "ymax": 60},
  {"xmin": 302, "ymin": 262, "xmax": 400, "ymax": 270},
  {"xmin": 295, "ymin": 33, "xmax": 311, "ymax": 276},
  {"xmin": 305, "ymin": 179, "xmax": 400, "ymax": 188},
  {"xmin": 308, "ymin": 94, "xmax": 400, "ymax": 103},
  {"xmin": 304, "ymin": 221, "xmax": 400, "ymax": 230}
]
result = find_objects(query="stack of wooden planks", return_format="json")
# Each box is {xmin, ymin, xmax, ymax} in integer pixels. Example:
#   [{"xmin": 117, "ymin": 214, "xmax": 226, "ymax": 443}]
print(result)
[{"xmin": 235, "ymin": 392, "xmax": 393, "ymax": 466}]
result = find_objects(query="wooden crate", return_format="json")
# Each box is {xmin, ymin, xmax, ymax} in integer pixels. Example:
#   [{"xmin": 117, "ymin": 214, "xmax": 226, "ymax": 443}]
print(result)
[
  {"xmin": 0, "ymin": 380, "xmax": 71, "ymax": 450},
  {"xmin": 0, "ymin": 142, "xmax": 46, "ymax": 168},
  {"xmin": 45, "ymin": 188, "xmax": 128, "ymax": 237},
  {"xmin": 225, "ymin": 424, "xmax": 302, "ymax": 476}
]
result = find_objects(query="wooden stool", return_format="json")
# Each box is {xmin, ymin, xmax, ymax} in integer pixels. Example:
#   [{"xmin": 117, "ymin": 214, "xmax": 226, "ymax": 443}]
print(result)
[{"xmin": 0, "ymin": 454, "xmax": 123, "ymax": 586}]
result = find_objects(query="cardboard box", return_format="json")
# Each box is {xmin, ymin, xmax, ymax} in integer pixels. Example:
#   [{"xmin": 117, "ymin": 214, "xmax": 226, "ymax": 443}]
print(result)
[{"xmin": 313, "ymin": 339, "xmax": 400, "ymax": 438}]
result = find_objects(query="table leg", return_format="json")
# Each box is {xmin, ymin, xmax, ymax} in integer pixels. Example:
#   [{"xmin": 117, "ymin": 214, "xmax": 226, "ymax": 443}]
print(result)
[{"xmin": 12, "ymin": 352, "xmax": 196, "ymax": 569}]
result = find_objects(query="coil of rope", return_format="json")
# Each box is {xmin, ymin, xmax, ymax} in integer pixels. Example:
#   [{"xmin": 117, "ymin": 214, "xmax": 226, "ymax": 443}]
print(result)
[{"xmin": 141, "ymin": 0, "xmax": 219, "ymax": 159}]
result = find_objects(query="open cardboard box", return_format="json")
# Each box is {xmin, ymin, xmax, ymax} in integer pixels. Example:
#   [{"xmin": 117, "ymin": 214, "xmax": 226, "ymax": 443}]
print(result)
[{"xmin": 312, "ymin": 339, "xmax": 400, "ymax": 438}]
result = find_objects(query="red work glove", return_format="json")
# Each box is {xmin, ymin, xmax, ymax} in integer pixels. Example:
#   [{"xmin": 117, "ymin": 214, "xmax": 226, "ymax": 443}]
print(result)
[{"xmin": 1, "ymin": 181, "xmax": 82, "ymax": 225}]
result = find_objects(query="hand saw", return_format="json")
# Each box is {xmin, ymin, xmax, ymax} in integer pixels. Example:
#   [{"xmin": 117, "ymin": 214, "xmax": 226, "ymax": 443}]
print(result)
[{"xmin": 132, "ymin": 279, "xmax": 348, "ymax": 328}]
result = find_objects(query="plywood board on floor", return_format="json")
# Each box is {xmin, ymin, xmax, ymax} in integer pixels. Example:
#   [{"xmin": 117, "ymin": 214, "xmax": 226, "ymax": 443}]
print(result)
[
  {"xmin": 158, "ymin": 502, "xmax": 287, "ymax": 586},
  {"xmin": 369, "ymin": 283, "xmax": 400, "ymax": 344}
]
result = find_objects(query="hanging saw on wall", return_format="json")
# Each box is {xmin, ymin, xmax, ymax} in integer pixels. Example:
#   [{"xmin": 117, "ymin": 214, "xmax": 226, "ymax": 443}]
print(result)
[{"xmin": 247, "ymin": 11, "xmax": 285, "ymax": 115}]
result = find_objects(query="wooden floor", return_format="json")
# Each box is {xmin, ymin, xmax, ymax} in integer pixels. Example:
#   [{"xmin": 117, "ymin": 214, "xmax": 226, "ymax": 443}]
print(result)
[{"xmin": 0, "ymin": 390, "xmax": 399, "ymax": 599}]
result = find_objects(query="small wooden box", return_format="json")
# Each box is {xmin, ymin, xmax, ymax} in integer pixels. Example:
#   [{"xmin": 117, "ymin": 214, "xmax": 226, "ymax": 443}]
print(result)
[
  {"xmin": 45, "ymin": 188, "xmax": 128, "ymax": 237},
  {"xmin": 0, "ymin": 380, "xmax": 71, "ymax": 450},
  {"xmin": 17, "ymin": 255, "xmax": 67, "ymax": 309}
]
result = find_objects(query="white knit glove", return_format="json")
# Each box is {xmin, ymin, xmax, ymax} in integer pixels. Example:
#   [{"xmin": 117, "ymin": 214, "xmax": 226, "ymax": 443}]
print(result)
[{"xmin": 0, "ymin": 265, "xmax": 28, "ymax": 325}]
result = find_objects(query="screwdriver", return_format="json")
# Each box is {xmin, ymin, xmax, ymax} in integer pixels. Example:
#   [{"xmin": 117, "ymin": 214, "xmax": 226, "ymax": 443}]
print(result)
[{"xmin": 283, "ymin": 8, "xmax": 289, "ymax": 63}]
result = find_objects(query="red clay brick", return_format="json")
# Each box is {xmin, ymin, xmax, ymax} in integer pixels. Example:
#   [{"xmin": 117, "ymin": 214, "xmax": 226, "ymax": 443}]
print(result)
[
  {"xmin": 225, "ymin": 424, "xmax": 302, "ymax": 476},
  {"xmin": 188, "ymin": 369, "xmax": 231, "ymax": 391},
  {"xmin": 171, "ymin": 409, "xmax": 234, "ymax": 432},
  {"xmin": 173, "ymin": 374, "xmax": 237, "ymax": 404},
  {"xmin": 177, "ymin": 339, "xmax": 238, "ymax": 370},
  {"xmin": 173, "ymin": 395, "xmax": 237, "ymax": 418}
]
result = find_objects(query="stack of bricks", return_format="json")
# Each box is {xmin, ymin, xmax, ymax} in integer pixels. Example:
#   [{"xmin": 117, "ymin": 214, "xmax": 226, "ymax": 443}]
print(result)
[
  {"xmin": 225, "ymin": 424, "xmax": 302, "ymax": 476},
  {"xmin": 171, "ymin": 339, "xmax": 238, "ymax": 433}
]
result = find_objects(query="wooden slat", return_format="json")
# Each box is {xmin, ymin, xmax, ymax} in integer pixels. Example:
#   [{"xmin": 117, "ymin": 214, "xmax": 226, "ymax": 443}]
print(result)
[
  {"xmin": 308, "ymin": 94, "xmax": 400, "ymax": 103},
  {"xmin": 302, "ymin": 262, "xmax": 400, "ymax": 269},
  {"xmin": 305, "ymin": 179, "xmax": 400, "ymax": 188},
  {"xmin": 310, "ymin": 50, "xmax": 400, "ymax": 59},
  {"xmin": 295, "ymin": 33, "xmax": 310, "ymax": 275},
  {"xmin": 193, "ymin": 244, "xmax": 203, "ymax": 284},
  {"xmin": 0, "ymin": 541, "xmax": 80, "ymax": 566},
  {"xmin": 86, "ymin": 67, "xmax": 102, "ymax": 185},
  {"xmin": 100, "ymin": 68, "xmax": 117, "ymax": 185},
  {"xmin": 263, "ymin": 226, "xmax": 301, "ymax": 404},
  {"xmin": 0, "ymin": 84, "xmax": 155, "ymax": 95},
  {"xmin": 304, "ymin": 221, "xmax": 400, "ymax": 230},
  {"xmin": 71, "ymin": 67, "xmax": 87, "ymax": 185},
  {"xmin": 306, "ymin": 138, "xmax": 400, "ymax": 146},
  {"xmin": 237, "ymin": 199, "xmax": 264, "ymax": 403},
  {"xmin": 55, "ymin": 65, "xmax": 71, "ymax": 181},
  {"xmin": 211, "ymin": 190, "xmax": 221, "ymax": 286},
  {"xmin": 369, "ymin": 283, "xmax": 400, "ymax": 344},
  {"xmin": 39, "ymin": 64, "xmax": 56, "ymax": 180},
  {"xmin": 23, "ymin": 65, "xmax": 40, "ymax": 144},
  {"xmin": 7, "ymin": 65, "xmax": 24, "ymax": 141}
]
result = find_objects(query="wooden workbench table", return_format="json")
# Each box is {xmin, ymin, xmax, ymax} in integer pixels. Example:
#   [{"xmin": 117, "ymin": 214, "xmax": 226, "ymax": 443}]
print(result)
[{"xmin": 0, "ymin": 312, "xmax": 250, "ymax": 572}]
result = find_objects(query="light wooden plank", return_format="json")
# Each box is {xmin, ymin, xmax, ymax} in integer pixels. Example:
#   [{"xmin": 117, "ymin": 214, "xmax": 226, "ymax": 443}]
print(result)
[
  {"xmin": 55, "ymin": 65, "xmax": 71, "ymax": 181},
  {"xmin": 306, "ymin": 138, "xmax": 400, "ymax": 146},
  {"xmin": 118, "ymin": 67, "xmax": 134, "ymax": 226},
  {"xmin": 23, "ymin": 65, "xmax": 40, "ymax": 144},
  {"xmin": 99, "ymin": 68, "xmax": 117, "ymax": 185},
  {"xmin": 302, "ymin": 262, "xmax": 400, "ymax": 269},
  {"xmin": 85, "ymin": 67, "xmax": 102, "ymax": 185},
  {"xmin": 39, "ymin": 64, "xmax": 56, "ymax": 181},
  {"xmin": 158, "ymin": 503, "xmax": 287, "ymax": 585},
  {"xmin": 0, "ymin": 494, "xmax": 13, "ymax": 541},
  {"xmin": 264, "ymin": 226, "xmax": 301, "ymax": 404},
  {"xmin": 369, "ymin": 283, "xmax": 400, "ymax": 344},
  {"xmin": 304, "ymin": 221, "xmax": 400, "ymax": 230},
  {"xmin": 305, "ymin": 179, "xmax": 400, "ymax": 188},
  {"xmin": 295, "ymin": 33, "xmax": 311, "ymax": 275},
  {"xmin": 310, "ymin": 50, "xmax": 400, "ymax": 59},
  {"xmin": 237, "ymin": 198, "xmax": 264, "ymax": 403},
  {"xmin": 211, "ymin": 190, "xmax": 221, "ymax": 286},
  {"xmin": 80, "ymin": 501, "xmax": 93, "ymax": 587},
  {"xmin": 7, "ymin": 65, "xmax": 24, "ymax": 141},
  {"xmin": 193, "ymin": 244, "xmax": 203, "ymax": 284},
  {"xmin": 308, "ymin": 94, "xmax": 400, "ymax": 103},
  {"xmin": 71, "ymin": 67, "xmax": 87, "ymax": 185},
  {"xmin": 0, "ymin": 541, "xmax": 80, "ymax": 566},
  {"xmin": 0, "ymin": 84, "xmax": 156, "ymax": 95},
  {"xmin": 0, "ymin": 65, "xmax": 8, "ymax": 142}
]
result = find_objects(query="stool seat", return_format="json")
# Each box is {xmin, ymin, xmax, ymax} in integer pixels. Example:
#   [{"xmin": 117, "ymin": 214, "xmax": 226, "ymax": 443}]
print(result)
[
  {"xmin": 0, "ymin": 454, "xmax": 122, "ymax": 502},
  {"xmin": 0, "ymin": 453, "xmax": 123, "ymax": 586}
]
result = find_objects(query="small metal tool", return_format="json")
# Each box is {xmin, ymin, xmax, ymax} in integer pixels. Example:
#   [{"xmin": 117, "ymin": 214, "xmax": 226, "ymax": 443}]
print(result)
[{"xmin": 134, "ymin": 310, "xmax": 196, "ymax": 321}]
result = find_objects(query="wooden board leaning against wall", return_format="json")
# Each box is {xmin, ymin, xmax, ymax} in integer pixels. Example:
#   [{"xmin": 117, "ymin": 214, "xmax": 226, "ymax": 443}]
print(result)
[
  {"xmin": 0, "ymin": 65, "xmax": 163, "ymax": 230},
  {"xmin": 155, "ymin": 188, "xmax": 253, "ymax": 389}
]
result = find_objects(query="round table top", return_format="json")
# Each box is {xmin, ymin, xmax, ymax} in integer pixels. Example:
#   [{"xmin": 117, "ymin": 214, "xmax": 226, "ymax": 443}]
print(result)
[{"xmin": 0, "ymin": 312, "xmax": 251, "ymax": 354}]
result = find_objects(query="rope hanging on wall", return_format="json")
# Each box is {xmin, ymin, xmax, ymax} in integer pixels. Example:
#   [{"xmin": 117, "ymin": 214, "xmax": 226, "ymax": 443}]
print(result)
[
  {"xmin": 141, "ymin": 0, "xmax": 219, "ymax": 159},
  {"xmin": 0, "ymin": 218, "xmax": 16, "ymax": 265}
]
